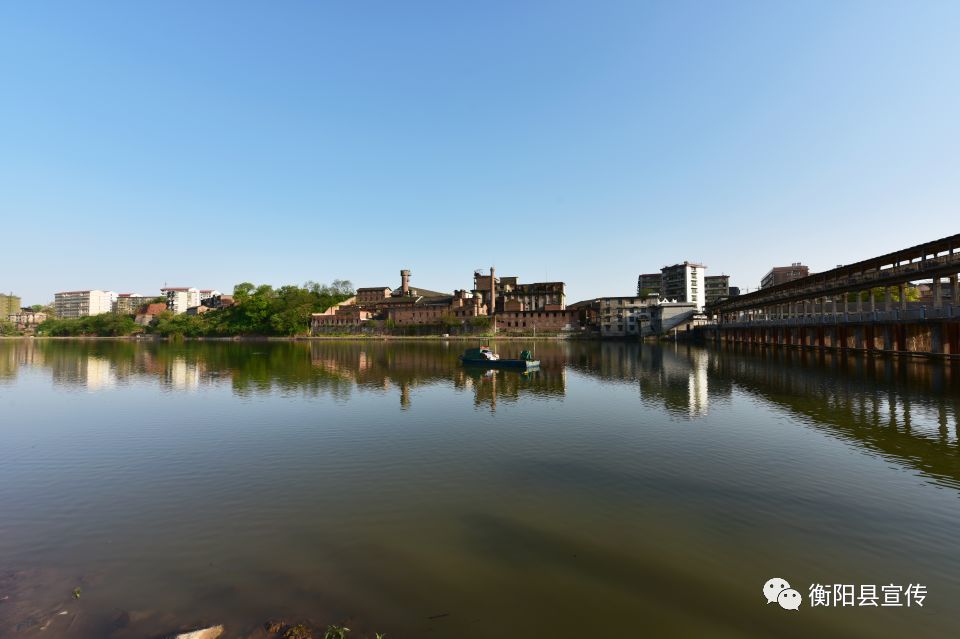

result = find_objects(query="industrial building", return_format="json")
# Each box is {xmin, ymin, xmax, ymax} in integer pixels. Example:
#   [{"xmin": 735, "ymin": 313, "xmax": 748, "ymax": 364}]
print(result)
[{"xmin": 313, "ymin": 268, "xmax": 575, "ymax": 334}]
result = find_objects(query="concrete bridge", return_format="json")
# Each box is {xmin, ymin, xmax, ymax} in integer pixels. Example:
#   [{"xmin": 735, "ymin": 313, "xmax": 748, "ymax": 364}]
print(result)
[{"xmin": 704, "ymin": 233, "xmax": 960, "ymax": 358}]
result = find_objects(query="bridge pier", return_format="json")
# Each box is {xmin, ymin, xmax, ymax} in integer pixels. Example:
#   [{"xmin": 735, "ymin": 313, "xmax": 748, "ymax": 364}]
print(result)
[{"xmin": 932, "ymin": 323, "xmax": 943, "ymax": 355}]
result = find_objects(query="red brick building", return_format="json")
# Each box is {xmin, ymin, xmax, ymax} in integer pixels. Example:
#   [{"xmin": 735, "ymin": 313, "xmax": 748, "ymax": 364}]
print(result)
[{"xmin": 312, "ymin": 268, "xmax": 577, "ymax": 334}]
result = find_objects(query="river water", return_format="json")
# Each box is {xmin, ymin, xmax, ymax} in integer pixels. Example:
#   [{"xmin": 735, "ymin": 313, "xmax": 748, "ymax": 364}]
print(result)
[{"xmin": 1, "ymin": 339, "xmax": 958, "ymax": 638}]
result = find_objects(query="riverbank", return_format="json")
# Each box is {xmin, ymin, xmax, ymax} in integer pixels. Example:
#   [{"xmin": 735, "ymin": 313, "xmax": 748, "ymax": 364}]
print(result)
[
  {"xmin": 0, "ymin": 567, "xmax": 380, "ymax": 638},
  {"xmin": 0, "ymin": 334, "xmax": 594, "ymax": 341}
]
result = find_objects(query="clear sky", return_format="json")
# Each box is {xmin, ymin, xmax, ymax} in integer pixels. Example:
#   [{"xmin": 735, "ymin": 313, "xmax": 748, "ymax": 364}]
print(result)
[{"xmin": 1, "ymin": 1, "xmax": 958, "ymax": 305}]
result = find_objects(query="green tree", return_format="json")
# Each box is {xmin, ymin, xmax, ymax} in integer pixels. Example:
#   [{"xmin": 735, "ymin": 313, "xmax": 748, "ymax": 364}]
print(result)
[
  {"xmin": 0, "ymin": 318, "xmax": 19, "ymax": 336},
  {"xmin": 331, "ymin": 279, "xmax": 355, "ymax": 295},
  {"xmin": 855, "ymin": 285, "xmax": 922, "ymax": 303},
  {"xmin": 470, "ymin": 316, "xmax": 491, "ymax": 329},
  {"xmin": 36, "ymin": 313, "xmax": 139, "ymax": 336},
  {"xmin": 233, "ymin": 282, "xmax": 255, "ymax": 301}
]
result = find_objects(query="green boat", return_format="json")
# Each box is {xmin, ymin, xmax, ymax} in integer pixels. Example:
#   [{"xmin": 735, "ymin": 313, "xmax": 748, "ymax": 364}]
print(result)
[{"xmin": 460, "ymin": 347, "xmax": 540, "ymax": 369}]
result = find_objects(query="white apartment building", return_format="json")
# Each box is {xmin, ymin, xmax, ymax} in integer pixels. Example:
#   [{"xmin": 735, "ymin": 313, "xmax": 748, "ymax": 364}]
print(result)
[
  {"xmin": 198, "ymin": 289, "xmax": 221, "ymax": 303},
  {"xmin": 161, "ymin": 287, "xmax": 201, "ymax": 314},
  {"xmin": 661, "ymin": 262, "xmax": 706, "ymax": 310},
  {"xmin": 54, "ymin": 290, "xmax": 117, "ymax": 318}
]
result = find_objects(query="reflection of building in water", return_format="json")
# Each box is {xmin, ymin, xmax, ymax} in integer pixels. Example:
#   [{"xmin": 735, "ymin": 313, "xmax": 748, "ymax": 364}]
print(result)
[
  {"xmin": 85, "ymin": 356, "xmax": 115, "ymax": 390},
  {"xmin": 307, "ymin": 341, "xmax": 566, "ymax": 409},
  {"xmin": 0, "ymin": 342, "xmax": 20, "ymax": 380},
  {"xmin": 47, "ymin": 351, "xmax": 117, "ymax": 389},
  {"xmin": 637, "ymin": 345, "xmax": 712, "ymax": 418},
  {"xmin": 686, "ymin": 347, "xmax": 709, "ymax": 418},
  {"xmin": 577, "ymin": 342, "xmax": 726, "ymax": 419},
  {"xmin": 0, "ymin": 339, "xmax": 48, "ymax": 380},
  {"xmin": 169, "ymin": 357, "xmax": 200, "ymax": 390}
]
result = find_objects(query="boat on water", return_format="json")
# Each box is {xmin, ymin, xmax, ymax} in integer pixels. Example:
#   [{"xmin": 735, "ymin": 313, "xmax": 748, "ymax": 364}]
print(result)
[{"xmin": 460, "ymin": 347, "xmax": 540, "ymax": 369}]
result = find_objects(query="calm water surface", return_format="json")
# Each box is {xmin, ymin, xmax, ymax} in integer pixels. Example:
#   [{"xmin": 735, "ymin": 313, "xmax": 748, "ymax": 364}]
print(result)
[{"xmin": 1, "ymin": 340, "xmax": 959, "ymax": 638}]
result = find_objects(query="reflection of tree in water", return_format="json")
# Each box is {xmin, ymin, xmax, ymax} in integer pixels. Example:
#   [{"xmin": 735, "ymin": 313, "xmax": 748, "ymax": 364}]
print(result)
[
  {"xmin": 0, "ymin": 340, "xmax": 569, "ymax": 407},
  {"xmin": 710, "ymin": 344, "xmax": 960, "ymax": 489},
  {"xmin": 0, "ymin": 340, "xmax": 358, "ymax": 399},
  {"xmin": 3, "ymin": 339, "xmax": 728, "ymax": 415}
]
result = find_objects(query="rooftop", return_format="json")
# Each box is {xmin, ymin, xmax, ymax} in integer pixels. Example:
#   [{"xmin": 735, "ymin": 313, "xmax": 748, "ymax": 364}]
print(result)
[{"xmin": 390, "ymin": 286, "xmax": 449, "ymax": 299}]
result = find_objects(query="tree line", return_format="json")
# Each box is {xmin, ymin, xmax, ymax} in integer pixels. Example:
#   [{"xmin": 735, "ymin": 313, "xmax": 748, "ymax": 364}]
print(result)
[{"xmin": 35, "ymin": 280, "xmax": 354, "ymax": 338}]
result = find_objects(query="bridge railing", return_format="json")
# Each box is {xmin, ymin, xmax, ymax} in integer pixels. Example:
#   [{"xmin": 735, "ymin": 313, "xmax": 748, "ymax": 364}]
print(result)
[
  {"xmin": 709, "ymin": 234, "xmax": 960, "ymax": 315},
  {"xmin": 716, "ymin": 304, "xmax": 957, "ymax": 328}
]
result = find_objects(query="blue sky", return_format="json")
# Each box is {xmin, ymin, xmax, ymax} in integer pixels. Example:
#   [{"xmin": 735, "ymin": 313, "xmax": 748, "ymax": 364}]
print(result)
[{"xmin": 1, "ymin": 1, "xmax": 958, "ymax": 304}]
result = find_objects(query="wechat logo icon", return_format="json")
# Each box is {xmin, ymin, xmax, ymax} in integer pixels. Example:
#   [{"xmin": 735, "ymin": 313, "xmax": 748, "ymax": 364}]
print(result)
[{"xmin": 764, "ymin": 577, "xmax": 801, "ymax": 611}]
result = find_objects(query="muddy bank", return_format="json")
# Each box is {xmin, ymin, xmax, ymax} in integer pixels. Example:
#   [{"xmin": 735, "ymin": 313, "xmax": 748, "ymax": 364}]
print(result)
[{"xmin": 0, "ymin": 569, "xmax": 385, "ymax": 639}]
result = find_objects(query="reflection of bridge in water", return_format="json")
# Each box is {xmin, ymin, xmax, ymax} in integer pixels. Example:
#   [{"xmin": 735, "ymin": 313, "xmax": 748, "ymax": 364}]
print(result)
[{"xmin": 710, "ymin": 344, "xmax": 960, "ymax": 489}]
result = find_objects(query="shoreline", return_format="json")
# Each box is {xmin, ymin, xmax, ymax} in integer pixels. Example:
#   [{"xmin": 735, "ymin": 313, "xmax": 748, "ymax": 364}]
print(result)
[{"xmin": 0, "ymin": 334, "xmax": 594, "ymax": 341}]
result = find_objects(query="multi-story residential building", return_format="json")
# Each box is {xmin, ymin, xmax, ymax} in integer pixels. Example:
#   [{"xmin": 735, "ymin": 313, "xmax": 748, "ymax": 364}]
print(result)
[
  {"xmin": 760, "ymin": 263, "xmax": 810, "ymax": 289},
  {"xmin": 8, "ymin": 309, "xmax": 47, "ymax": 332},
  {"xmin": 114, "ymin": 293, "xmax": 152, "ymax": 315},
  {"xmin": 198, "ymin": 289, "xmax": 222, "ymax": 305},
  {"xmin": 637, "ymin": 273, "xmax": 663, "ymax": 296},
  {"xmin": 0, "ymin": 293, "xmax": 21, "ymax": 317},
  {"xmin": 598, "ymin": 296, "xmax": 651, "ymax": 338},
  {"xmin": 704, "ymin": 275, "xmax": 730, "ymax": 305},
  {"xmin": 161, "ymin": 287, "xmax": 201, "ymax": 314},
  {"xmin": 661, "ymin": 262, "xmax": 706, "ymax": 310},
  {"xmin": 54, "ymin": 290, "xmax": 117, "ymax": 318}
]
